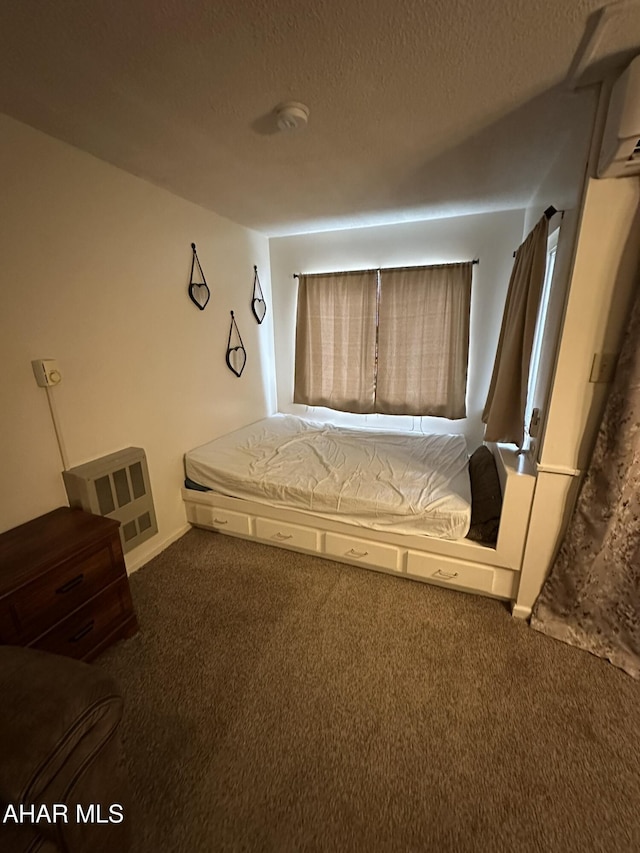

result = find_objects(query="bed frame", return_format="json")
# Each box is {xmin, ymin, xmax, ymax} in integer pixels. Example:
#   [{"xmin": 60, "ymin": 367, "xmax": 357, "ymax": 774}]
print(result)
[{"xmin": 181, "ymin": 443, "xmax": 537, "ymax": 609}]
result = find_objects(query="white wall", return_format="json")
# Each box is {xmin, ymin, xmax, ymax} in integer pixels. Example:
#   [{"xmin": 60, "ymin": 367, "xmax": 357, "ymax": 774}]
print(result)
[
  {"xmin": 522, "ymin": 85, "xmax": 597, "ymax": 237},
  {"xmin": 269, "ymin": 210, "xmax": 525, "ymax": 449},
  {"xmin": 0, "ymin": 114, "xmax": 276, "ymax": 569}
]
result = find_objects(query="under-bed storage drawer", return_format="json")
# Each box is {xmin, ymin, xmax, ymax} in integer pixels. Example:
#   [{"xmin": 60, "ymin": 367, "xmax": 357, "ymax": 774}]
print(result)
[
  {"xmin": 255, "ymin": 518, "xmax": 320, "ymax": 552},
  {"xmin": 406, "ymin": 550, "xmax": 494, "ymax": 594},
  {"xmin": 190, "ymin": 504, "xmax": 253, "ymax": 536},
  {"xmin": 325, "ymin": 533, "xmax": 401, "ymax": 573}
]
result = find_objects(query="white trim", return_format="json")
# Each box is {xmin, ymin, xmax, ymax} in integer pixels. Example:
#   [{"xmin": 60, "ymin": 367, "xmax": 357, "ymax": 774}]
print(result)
[
  {"xmin": 536, "ymin": 464, "xmax": 582, "ymax": 477},
  {"xmin": 125, "ymin": 523, "xmax": 191, "ymax": 574},
  {"xmin": 511, "ymin": 603, "xmax": 532, "ymax": 620},
  {"xmin": 515, "ymin": 472, "xmax": 582, "ymax": 616}
]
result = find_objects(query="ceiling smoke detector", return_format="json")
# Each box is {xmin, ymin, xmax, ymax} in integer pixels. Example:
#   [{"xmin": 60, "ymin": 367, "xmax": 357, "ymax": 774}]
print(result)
[{"xmin": 275, "ymin": 101, "xmax": 310, "ymax": 132}]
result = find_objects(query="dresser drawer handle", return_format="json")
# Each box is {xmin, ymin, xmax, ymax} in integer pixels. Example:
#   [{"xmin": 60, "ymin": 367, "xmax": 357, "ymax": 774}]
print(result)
[
  {"xmin": 213, "ymin": 518, "xmax": 228, "ymax": 525},
  {"xmin": 272, "ymin": 532, "xmax": 293, "ymax": 541},
  {"xmin": 69, "ymin": 620, "xmax": 95, "ymax": 643},
  {"xmin": 433, "ymin": 569, "xmax": 459, "ymax": 580},
  {"xmin": 56, "ymin": 574, "xmax": 85, "ymax": 594},
  {"xmin": 346, "ymin": 548, "xmax": 368, "ymax": 558}
]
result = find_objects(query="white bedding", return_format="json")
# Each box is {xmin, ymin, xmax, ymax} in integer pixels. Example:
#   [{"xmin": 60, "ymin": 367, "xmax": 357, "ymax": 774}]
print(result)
[{"xmin": 185, "ymin": 415, "xmax": 472, "ymax": 540}]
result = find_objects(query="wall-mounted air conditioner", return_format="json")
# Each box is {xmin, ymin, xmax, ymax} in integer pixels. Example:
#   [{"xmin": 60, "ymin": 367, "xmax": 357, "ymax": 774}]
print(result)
[{"xmin": 598, "ymin": 55, "xmax": 640, "ymax": 178}]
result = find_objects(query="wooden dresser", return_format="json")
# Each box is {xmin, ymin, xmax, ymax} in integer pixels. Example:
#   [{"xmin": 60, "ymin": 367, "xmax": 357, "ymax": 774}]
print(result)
[{"xmin": 0, "ymin": 507, "xmax": 138, "ymax": 661}]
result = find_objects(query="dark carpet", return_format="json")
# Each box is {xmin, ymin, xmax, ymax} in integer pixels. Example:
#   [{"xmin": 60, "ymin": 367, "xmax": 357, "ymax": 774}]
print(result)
[{"xmin": 98, "ymin": 528, "xmax": 640, "ymax": 853}]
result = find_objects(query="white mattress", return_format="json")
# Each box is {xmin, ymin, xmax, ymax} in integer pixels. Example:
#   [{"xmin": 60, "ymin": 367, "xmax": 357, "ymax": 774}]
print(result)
[{"xmin": 185, "ymin": 415, "xmax": 471, "ymax": 540}]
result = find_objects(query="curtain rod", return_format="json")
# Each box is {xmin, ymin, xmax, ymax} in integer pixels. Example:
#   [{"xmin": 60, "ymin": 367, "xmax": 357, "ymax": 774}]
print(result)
[{"xmin": 292, "ymin": 259, "xmax": 479, "ymax": 279}]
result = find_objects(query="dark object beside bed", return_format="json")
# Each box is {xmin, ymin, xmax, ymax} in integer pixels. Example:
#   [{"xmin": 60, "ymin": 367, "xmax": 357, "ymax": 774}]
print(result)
[
  {"xmin": 466, "ymin": 445, "xmax": 503, "ymax": 544},
  {"xmin": 185, "ymin": 476, "xmax": 211, "ymax": 492}
]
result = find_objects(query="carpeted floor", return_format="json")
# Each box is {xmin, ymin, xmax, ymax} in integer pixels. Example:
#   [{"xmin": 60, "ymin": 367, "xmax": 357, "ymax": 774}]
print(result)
[{"xmin": 98, "ymin": 528, "xmax": 640, "ymax": 853}]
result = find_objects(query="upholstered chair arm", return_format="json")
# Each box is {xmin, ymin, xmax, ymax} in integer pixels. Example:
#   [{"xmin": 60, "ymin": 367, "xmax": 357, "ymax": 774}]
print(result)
[{"xmin": 0, "ymin": 646, "xmax": 130, "ymax": 852}]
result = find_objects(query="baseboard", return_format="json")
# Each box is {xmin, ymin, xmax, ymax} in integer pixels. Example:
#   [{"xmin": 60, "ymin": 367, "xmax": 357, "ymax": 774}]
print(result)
[
  {"xmin": 125, "ymin": 523, "xmax": 191, "ymax": 574},
  {"xmin": 511, "ymin": 603, "xmax": 532, "ymax": 620}
]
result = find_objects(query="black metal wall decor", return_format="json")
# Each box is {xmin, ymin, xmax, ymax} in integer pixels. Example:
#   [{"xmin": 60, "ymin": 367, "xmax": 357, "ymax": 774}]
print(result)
[
  {"xmin": 251, "ymin": 265, "xmax": 267, "ymax": 324},
  {"xmin": 226, "ymin": 311, "xmax": 246, "ymax": 377},
  {"xmin": 188, "ymin": 242, "xmax": 210, "ymax": 310}
]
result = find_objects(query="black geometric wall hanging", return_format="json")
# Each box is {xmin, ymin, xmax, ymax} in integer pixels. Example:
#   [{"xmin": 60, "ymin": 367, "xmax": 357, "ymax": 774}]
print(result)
[
  {"xmin": 226, "ymin": 311, "xmax": 246, "ymax": 377},
  {"xmin": 251, "ymin": 265, "xmax": 267, "ymax": 324},
  {"xmin": 188, "ymin": 242, "xmax": 210, "ymax": 311}
]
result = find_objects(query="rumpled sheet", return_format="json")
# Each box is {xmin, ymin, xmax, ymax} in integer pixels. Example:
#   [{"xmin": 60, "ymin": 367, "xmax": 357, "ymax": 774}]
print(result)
[{"xmin": 185, "ymin": 415, "xmax": 471, "ymax": 539}]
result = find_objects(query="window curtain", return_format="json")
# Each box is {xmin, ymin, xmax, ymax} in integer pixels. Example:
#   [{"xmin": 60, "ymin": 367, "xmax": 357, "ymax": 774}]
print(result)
[
  {"xmin": 376, "ymin": 263, "xmax": 472, "ymax": 417},
  {"xmin": 293, "ymin": 270, "xmax": 378, "ymax": 413},
  {"xmin": 482, "ymin": 216, "xmax": 549, "ymax": 445},
  {"xmin": 530, "ymin": 283, "xmax": 640, "ymax": 679}
]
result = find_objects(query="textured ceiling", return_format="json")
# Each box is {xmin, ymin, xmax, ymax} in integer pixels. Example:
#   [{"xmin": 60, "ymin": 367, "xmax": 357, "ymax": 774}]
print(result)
[{"xmin": 0, "ymin": 0, "xmax": 637, "ymax": 235}]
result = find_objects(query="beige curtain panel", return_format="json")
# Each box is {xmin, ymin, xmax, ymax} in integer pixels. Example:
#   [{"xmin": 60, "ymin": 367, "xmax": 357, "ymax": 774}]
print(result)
[
  {"xmin": 482, "ymin": 215, "xmax": 549, "ymax": 445},
  {"xmin": 294, "ymin": 263, "xmax": 472, "ymax": 418},
  {"xmin": 376, "ymin": 264, "xmax": 472, "ymax": 417},
  {"xmin": 293, "ymin": 271, "xmax": 378, "ymax": 413}
]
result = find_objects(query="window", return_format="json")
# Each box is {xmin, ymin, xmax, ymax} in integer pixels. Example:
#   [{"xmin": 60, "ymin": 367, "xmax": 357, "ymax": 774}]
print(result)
[
  {"xmin": 294, "ymin": 262, "xmax": 473, "ymax": 418},
  {"xmin": 523, "ymin": 226, "xmax": 559, "ymax": 448}
]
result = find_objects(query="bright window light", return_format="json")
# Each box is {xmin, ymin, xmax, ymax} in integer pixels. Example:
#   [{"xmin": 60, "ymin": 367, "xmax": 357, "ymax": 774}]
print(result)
[{"xmin": 524, "ymin": 226, "xmax": 559, "ymax": 448}]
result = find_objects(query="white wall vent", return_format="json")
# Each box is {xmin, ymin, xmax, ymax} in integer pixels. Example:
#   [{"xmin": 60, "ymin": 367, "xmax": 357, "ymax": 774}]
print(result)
[
  {"xmin": 63, "ymin": 447, "xmax": 158, "ymax": 553},
  {"xmin": 598, "ymin": 55, "xmax": 640, "ymax": 178}
]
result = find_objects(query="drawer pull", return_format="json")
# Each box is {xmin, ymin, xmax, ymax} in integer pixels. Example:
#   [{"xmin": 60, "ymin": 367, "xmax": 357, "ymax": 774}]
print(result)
[
  {"xmin": 433, "ymin": 569, "xmax": 459, "ymax": 580},
  {"xmin": 213, "ymin": 518, "xmax": 229, "ymax": 525},
  {"xmin": 272, "ymin": 532, "xmax": 293, "ymax": 541},
  {"xmin": 56, "ymin": 574, "xmax": 84, "ymax": 594},
  {"xmin": 69, "ymin": 620, "xmax": 95, "ymax": 643},
  {"xmin": 346, "ymin": 548, "xmax": 368, "ymax": 558}
]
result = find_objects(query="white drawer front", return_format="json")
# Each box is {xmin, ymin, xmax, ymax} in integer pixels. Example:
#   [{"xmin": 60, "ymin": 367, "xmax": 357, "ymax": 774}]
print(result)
[
  {"xmin": 325, "ymin": 533, "xmax": 401, "ymax": 573},
  {"xmin": 255, "ymin": 518, "xmax": 319, "ymax": 551},
  {"xmin": 406, "ymin": 550, "xmax": 494, "ymax": 593},
  {"xmin": 193, "ymin": 504, "xmax": 252, "ymax": 536}
]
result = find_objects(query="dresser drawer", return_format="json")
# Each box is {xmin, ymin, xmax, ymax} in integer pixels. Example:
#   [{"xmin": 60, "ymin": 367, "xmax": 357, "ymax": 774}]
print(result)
[
  {"xmin": 255, "ymin": 517, "xmax": 320, "ymax": 551},
  {"xmin": 7, "ymin": 538, "xmax": 124, "ymax": 644},
  {"xmin": 325, "ymin": 533, "xmax": 401, "ymax": 573},
  {"xmin": 191, "ymin": 504, "xmax": 253, "ymax": 536},
  {"xmin": 30, "ymin": 577, "xmax": 134, "ymax": 661},
  {"xmin": 406, "ymin": 550, "xmax": 494, "ymax": 593}
]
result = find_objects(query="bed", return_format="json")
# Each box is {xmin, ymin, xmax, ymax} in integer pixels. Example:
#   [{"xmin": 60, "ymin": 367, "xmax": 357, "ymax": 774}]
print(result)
[{"xmin": 182, "ymin": 415, "xmax": 537, "ymax": 608}]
